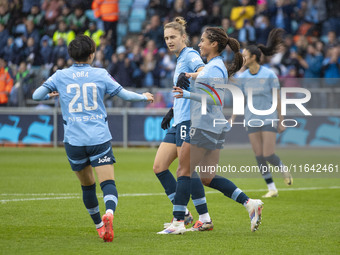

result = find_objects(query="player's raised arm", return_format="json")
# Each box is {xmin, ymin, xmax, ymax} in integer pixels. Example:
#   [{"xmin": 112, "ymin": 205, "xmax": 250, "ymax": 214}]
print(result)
[{"xmin": 115, "ymin": 88, "xmax": 153, "ymax": 102}]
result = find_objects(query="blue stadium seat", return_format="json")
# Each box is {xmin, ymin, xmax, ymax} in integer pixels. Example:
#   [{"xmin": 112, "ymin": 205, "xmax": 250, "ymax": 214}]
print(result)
[
  {"xmin": 117, "ymin": 23, "xmax": 128, "ymax": 37},
  {"xmin": 133, "ymin": 0, "xmax": 150, "ymax": 8},
  {"xmin": 120, "ymin": 0, "xmax": 133, "ymax": 5},
  {"xmin": 130, "ymin": 8, "xmax": 146, "ymax": 20},
  {"xmin": 128, "ymin": 19, "xmax": 143, "ymax": 33}
]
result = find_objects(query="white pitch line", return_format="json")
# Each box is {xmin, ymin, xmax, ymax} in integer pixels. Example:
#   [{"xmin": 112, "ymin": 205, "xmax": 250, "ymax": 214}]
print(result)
[{"xmin": 1, "ymin": 186, "xmax": 339, "ymax": 204}]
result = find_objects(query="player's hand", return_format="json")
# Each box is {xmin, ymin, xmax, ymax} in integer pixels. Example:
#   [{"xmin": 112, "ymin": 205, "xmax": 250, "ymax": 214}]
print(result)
[
  {"xmin": 173, "ymin": 87, "xmax": 183, "ymax": 98},
  {"xmin": 48, "ymin": 91, "xmax": 59, "ymax": 98},
  {"xmin": 176, "ymin": 72, "xmax": 190, "ymax": 90},
  {"xmin": 161, "ymin": 108, "xmax": 173, "ymax": 130},
  {"xmin": 143, "ymin": 92, "xmax": 154, "ymax": 102}
]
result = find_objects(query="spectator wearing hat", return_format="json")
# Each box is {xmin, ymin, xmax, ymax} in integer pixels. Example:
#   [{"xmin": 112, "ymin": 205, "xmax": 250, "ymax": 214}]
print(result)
[
  {"xmin": 84, "ymin": 22, "xmax": 105, "ymax": 47},
  {"xmin": 108, "ymin": 46, "xmax": 133, "ymax": 87},
  {"xmin": 40, "ymin": 35, "xmax": 53, "ymax": 67}
]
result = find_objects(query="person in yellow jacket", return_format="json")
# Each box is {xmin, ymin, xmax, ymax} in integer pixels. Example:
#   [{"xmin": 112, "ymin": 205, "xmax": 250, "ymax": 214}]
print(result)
[
  {"xmin": 52, "ymin": 20, "xmax": 76, "ymax": 46},
  {"xmin": 0, "ymin": 57, "xmax": 13, "ymax": 106},
  {"xmin": 230, "ymin": 0, "xmax": 255, "ymax": 30},
  {"xmin": 84, "ymin": 22, "xmax": 105, "ymax": 47},
  {"xmin": 92, "ymin": 0, "xmax": 119, "ymax": 50}
]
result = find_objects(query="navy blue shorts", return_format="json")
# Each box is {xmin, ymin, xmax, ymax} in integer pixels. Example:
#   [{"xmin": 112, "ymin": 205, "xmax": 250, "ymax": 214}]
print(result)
[
  {"xmin": 64, "ymin": 141, "xmax": 115, "ymax": 171},
  {"xmin": 163, "ymin": 120, "xmax": 190, "ymax": 147},
  {"xmin": 185, "ymin": 127, "xmax": 227, "ymax": 151},
  {"xmin": 246, "ymin": 125, "xmax": 278, "ymax": 134}
]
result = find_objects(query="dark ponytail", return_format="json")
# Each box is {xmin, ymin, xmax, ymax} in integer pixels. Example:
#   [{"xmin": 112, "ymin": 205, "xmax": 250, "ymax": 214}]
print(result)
[
  {"xmin": 246, "ymin": 28, "xmax": 285, "ymax": 63},
  {"xmin": 204, "ymin": 27, "xmax": 243, "ymax": 77}
]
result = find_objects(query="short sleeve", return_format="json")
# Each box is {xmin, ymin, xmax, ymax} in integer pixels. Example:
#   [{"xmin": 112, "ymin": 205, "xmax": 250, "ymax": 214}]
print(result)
[
  {"xmin": 42, "ymin": 72, "xmax": 58, "ymax": 92},
  {"xmin": 104, "ymin": 71, "xmax": 123, "ymax": 97},
  {"xmin": 270, "ymin": 71, "xmax": 280, "ymax": 89},
  {"xmin": 186, "ymin": 50, "xmax": 205, "ymax": 72}
]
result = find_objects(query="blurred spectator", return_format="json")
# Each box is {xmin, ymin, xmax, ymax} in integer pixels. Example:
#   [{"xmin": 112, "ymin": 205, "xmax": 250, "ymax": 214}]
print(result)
[
  {"xmin": 186, "ymin": 0, "xmax": 208, "ymax": 37},
  {"xmin": 230, "ymin": 0, "xmax": 255, "ymax": 30},
  {"xmin": 23, "ymin": 19, "xmax": 40, "ymax": 50},
  {"xmin": 322, "ymin": 47, "xmax": 340, "ymax": 82},
  {"xmin": 255, "ymin": 15, "xmax": 271, "ymax": 45},
  {"xmin": 298, "ymin": 43, "xmax": 324, "ymax": 78},
  {"xmin": 22, "ymin": 0, "xmax": 41, "ymax": 15},
  {"xmin": 140, "ymin": 51, "xmax": 160, "ymax": 87},
  {"xmin": 42, "ymin": 0, "xmax": 61, "ymax": 25},
  {"xmin": 9, "ymin": 61, "xmax": 31, "ymax": 106},
  {"xmin": 52, "ymin": 20, "xmax": 76, "ymax": 45},
  {"xmin": 51, "ymin": 38, "xmax": 69, "ymax": 64},
  {"xmin": 98, "ymin": 35, "xmax": 113, "ymax": 62},
  {"xmin": 148, "ymin": 0, "xmax": 171, "ymax": 18},
  {"xmin": 69, "ymin": 5, "xmax": 89, "ymax": 34},
  {"xmin": 221, "ymin": 18, "xmax": 238, "ymax": 39},
  {"xmin": 0, "ymin": 23, "xmax": 9, "ymax": 57},
  {"xmin": 84, "ymin": 22, "xmax": 105, "ymax": 47},
  {"xmin": 92, "ymin": 0, "xmax": 119, "ymax": 50},
  {"xmin": 40, "ymin": 35, "xmax": 53, "ymax": 67},
  {"xmin": 3, "ymin": 37, "xmax": 15, "ymax": 64},
  {"xmin": 143, "ymin": 40, "xmax": 158, "ymax": 57},
  {"xmin": 238, "ymin": 19, "xmax": 256, "ymax": 46},
  {"xmin": 58, "ymin": 4, "xmax": 72, "ymax": 26},
  {"xmin": 207, "ymin": 2, "xmax": 222, "ymax": 27},
  {"xmin": 158, "ymin": 48, "xmax": 175, "ymax": 88},
  {"xmin": 0, "ymin": 57, "xmax": 13, "ymax": 106},
  {"xmin": 325, "ymin": 31, "xmax": 339, "ymax": 51},
  {"xmin": 220, "ymin": 0, "xmax": 239, "ymax": 19},
  {"xmin": 108, "ymin": 46, "xmax": 133, "ymax": 87},
  {"xmin": 168, "ymin": 0, "xmax": 186, "ymax": 20},
  {"xmin": 50, "ymin": 56, "xmax": 67, "ymax": 75},
  {"xmin": 265, "ymin": 0, "xmax": 294, "ymax": 34},
  {"xmin": 304, "ymin": 0, "xmax": 327, "ymax": 37},
  {"xmin": 93, "ymin": 49, "xmax": 108, "ymax": 68},
  {"xmin": 27, "ymin": 5, "xmax": 45, "ymax": 31},
  {"xmin": 0, "ymin": 2, "xmax": 13, "ymax": 31},
  {"xmin": 23, "ymin": 37, "xmax": 40, "ymax": 66},
  {"xmin": 146, "ymin": 92, "xmax": 166, "ymax": 108},
  {"xmin": 128, "ymin": 44, "xmax": 144, "ymax": 88},
  {"xmin": 143, "ymin": 15, "xmax": 165, "ymax": 49}
]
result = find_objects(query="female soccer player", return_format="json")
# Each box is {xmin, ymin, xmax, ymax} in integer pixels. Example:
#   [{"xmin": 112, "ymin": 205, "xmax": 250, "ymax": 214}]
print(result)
[
  {"xmin": 154, "ymin": 17, "xmax": 213, "ymax": 231},
  {"xmin": 233, "ymin": 28, "xmax": 293, "ymax": 198},
  {"xmin": 158, "ymin": 27, "xmax": 264, "ymax": 235},
  {"xmin": 32, "ymin": 35, "xmax": 153, "ymax": 242}
]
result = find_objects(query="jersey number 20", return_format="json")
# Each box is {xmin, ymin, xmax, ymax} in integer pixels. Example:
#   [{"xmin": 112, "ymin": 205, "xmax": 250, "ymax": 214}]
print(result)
[{"xmin": 67, "ymin": 83, "xmax": 98, "ymax": 113}]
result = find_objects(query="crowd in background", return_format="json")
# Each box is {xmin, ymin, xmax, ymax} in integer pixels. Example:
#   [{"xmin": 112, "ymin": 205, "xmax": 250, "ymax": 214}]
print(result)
[{"xmin": 0, "ymin": 0, "xmax": 339, "ymax": 108}]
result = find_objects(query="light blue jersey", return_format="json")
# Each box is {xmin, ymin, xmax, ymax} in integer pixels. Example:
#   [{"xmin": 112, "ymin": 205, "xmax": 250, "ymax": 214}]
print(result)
[
  {"xmin": 191, "ymin": 56, "xmax": 228, "ymax": 134},
  {"xmin": 173, "ymin": 47, "xmax": 204, "ymax": 126},
  {"xmin": 238, "ymin": 66, "xmax": 280, "ymax": 126},
  {"xmin": 43, "ymin": 64, "xmax": 122, "ymax": 146}
]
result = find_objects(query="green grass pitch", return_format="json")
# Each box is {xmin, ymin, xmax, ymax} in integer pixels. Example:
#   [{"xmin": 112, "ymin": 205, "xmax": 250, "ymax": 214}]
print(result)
[{"xmin": 0, "ymin": 147, "xmax": 339, "ymax": 254}]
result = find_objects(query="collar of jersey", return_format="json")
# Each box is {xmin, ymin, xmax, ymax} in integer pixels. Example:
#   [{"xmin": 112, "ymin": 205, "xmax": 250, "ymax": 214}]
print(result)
[
  {"xmin": 73, "ymin": 63, "xmax": 90, "ymax": 67},
  {"xmin": 177, "ymin": 47, "xmax": 188, "ymax": 59},
  {"xmin": 207, "ymin": 55, "xmax": 222, "ymax": 64},
  {"xmin": 248, "ymin": 66, "xmax": 262, "ymax": 76}
]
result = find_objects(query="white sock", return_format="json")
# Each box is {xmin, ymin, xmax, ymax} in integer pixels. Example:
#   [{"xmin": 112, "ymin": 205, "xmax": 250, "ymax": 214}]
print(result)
[
  {"xmin": 199, "ymin": 212, "xmax": 211, "ymax": 223},
  {"xmin": 267, "ymin": 182, "xmax": 277, "ymax": 191},
  {"xmin": 96, "ymin": 222, "xmax": 104, "ymax": 229},
  {"xmin": 185, "ymin": 208, "xmax": 189, "ymax": 215},
  {"xmin": 106, "ymin": 209, "xmax": 114, "ymax": 215}
]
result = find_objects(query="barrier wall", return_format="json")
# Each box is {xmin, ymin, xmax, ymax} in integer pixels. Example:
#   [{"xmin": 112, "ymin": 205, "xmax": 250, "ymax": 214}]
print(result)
[{"xmin": 0, "ymin": 108, "xmax": 339, "ymax": 147}]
